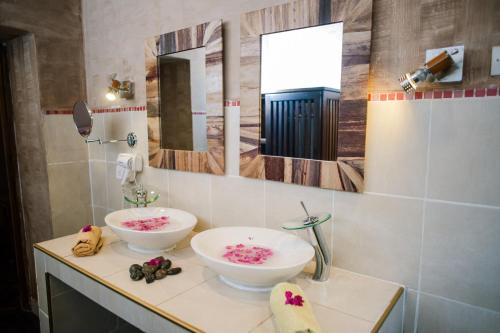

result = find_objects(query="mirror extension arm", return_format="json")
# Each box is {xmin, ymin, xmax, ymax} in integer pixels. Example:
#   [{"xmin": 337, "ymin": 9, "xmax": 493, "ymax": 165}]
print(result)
[{"xmin": 85, "ymin": 132, "xmax": 137, "ymax": 148}]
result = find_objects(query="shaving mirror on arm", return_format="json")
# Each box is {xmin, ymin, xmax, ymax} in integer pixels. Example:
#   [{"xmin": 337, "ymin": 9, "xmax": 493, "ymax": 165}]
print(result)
[
  {"xmin": 146, "ymin": 20, "xmax": 224, "ymax": 174},
  {"xmin": 239, "ymin": 0, "xmax": 373, "ymax": 192}
]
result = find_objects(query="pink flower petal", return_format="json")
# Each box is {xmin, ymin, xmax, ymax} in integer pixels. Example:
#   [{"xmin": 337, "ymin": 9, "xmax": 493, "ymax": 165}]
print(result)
[{"xmin": 222, "ymin": 243, "xmax": 273, "ymax": 265}]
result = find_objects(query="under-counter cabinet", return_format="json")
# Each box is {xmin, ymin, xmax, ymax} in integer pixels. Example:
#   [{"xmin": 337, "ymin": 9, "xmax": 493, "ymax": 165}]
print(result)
[{"xmin": 34, "ymin": 227, "xmax": 404, "ymax": 333}]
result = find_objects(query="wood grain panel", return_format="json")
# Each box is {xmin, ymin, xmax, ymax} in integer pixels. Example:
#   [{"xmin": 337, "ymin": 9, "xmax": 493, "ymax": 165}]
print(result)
[
  {"xmin": 369, "ymin": 0, "xmax": 500, "ymax": 92},
  {"xmin": 240, "ymin": 0, "xmax": 372, "ymax": 192},
  {"xmin": 146, "ymin": 20, "xmax": 224, "ymax": 175}
]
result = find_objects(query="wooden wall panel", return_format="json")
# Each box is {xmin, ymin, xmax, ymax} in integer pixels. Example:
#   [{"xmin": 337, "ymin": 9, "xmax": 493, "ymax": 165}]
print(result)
[
  {"xmin": 369, "ymin": 0, "xmax": 500, "ymax": 92},
  {"xmin": 240, "ymin": 0, "xmax": 372, "ymax": 192}
]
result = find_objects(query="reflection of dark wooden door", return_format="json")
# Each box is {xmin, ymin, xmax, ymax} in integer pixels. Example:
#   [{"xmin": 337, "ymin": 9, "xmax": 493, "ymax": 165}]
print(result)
[
  {"xmin": 160, "ymin": 57, "xmax": 193, "ymax": 151},
  {"xmin": 0, "ymin": 44, "xmax": 27, "ymax": 313},
  {"xmin": 262, "ymin": 87, "xmax": 340, "ymax": 160}
]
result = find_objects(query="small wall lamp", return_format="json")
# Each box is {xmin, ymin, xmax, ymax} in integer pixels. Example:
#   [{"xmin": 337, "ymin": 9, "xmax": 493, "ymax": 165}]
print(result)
[
  {"xmin": 105, "ymin": 74, "xmax": 134, "ymax": 101},
  {"xmin": 399, "ymin": 45, "xmax": 464, "ymax": 93}
]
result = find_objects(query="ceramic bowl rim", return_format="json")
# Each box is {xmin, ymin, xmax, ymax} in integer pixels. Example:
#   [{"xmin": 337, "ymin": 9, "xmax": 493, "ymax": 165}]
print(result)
[
  {"xmin": 190, "ymin": 226, "xmax": 315, "ymax": 271},
  {"xmin": 105, "ymin": 207, "xmax": 197, "ymax": 234}
]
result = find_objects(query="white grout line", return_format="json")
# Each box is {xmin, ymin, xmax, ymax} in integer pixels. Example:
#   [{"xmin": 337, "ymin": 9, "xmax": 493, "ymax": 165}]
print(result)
[
  {"xmin": 167, "ymin": 169, "xmax": 171, "ymax": 208},
  {"xmin": 263, "ymin": 177, "xmax": 267, "ymax": 228},
  {"xmin": 361, "ymin": 191, "xmax": 500, "ymax": 210},
  {"xmin": 363, "ymin": 191, "xmax": 424, "ymax": 201},
  {"xmin": 416, "ymin": 290, "xmax": 500, "ymax": 316},
  {"xmin": 413, "ymin": 98, "xmax": 435, "ymax": 333},
  {"xmin": 47, "ymin": 160, "xmax": 89, "ymax": 166},
  {"xmin": 208, "ymin": 174, "xmax": 213, "ymax": 229},
  {"xmin": 331, "ymin": 189, "xmax": 335, "ymax": 265},
  {"xmin": 424, "ymin": 198, "xmax": 500, "ymax": 210},
  {"xmin": 88, "ymin": 160, "xmax": 95, "ymax": 226},
  {"xmin": 333, "ymin": 266, "xmax": 403, "ymax": 287},
  {"xmin": 401, "ymin": 288, "xmax": 407, "ymax": 333},
  {"xmin": 102, "ymin": 115, "xmax": 111, "ymax": 213}
]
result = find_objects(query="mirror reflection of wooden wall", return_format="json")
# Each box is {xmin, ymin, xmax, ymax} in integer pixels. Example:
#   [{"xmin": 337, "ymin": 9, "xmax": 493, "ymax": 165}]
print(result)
[
  {"xmin": 240, "ymin": 0, "xmax": 373, "ymax": 192},
  {"xmin": 146, "ymin": 20, "xmax": 224, "ymax": 174}
]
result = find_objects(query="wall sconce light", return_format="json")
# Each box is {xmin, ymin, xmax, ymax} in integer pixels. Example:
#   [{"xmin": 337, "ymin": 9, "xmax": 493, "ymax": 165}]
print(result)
[
  {"xmin": 105, "ymin": 74, "xmax": 134, "ymax": 101},
  {"xmin": 399, "ymin": 45, "xmax": 464, "ymax": 93}
]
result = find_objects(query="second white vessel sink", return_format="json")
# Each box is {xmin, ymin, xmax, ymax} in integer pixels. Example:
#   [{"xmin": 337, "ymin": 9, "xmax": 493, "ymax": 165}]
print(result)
[
  {"xmin": 191, "ymin": 226, "xmax": 314, "ymax": 291},
  {"xmin": 105, "ymin": 207, "xmax": 197, "ymax": 253}
]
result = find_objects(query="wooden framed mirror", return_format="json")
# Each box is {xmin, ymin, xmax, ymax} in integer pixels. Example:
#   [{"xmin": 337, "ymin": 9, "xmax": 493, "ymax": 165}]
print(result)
[
  {"xmin": 240, "ymin": 0, "xmax": 372, "ymax": 192},
  {"xmin": 146, "ymin": 20, "xmax": 224, "ymax": 174}
]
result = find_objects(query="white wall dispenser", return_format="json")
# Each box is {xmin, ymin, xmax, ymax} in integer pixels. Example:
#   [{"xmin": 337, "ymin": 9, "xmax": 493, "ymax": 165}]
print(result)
[{"xmin": 116, "ymin": 153, "xmax": 143, "ymax": 185}]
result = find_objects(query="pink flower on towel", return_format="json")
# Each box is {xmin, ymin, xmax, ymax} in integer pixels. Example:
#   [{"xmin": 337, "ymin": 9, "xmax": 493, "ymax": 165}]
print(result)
[
  {"xmin": 285, "ymin": 290, "xmax": 304, "ymax": 306},
  {"xmin": 82, "ymin": 225, "xmax": 92, "ymax": 232}
]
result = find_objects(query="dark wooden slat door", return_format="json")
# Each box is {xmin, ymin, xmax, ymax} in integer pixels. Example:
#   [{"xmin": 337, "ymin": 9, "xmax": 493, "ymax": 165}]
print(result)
[{"xmin": 262, "ymin": 87, "xmax": 339, "ymax": 160}]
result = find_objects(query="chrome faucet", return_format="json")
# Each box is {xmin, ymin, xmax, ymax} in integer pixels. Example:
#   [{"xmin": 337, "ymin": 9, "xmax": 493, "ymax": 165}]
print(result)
[
  {"xmin": 122, "ymin": 183, "xmax": 160, "ymax": 208},
  {"xmin": 134, "ymin": 184, "xmax": 148, "ymax": 207},
  {"xmin": 283, "ymin": 202, "xmax": 332, "ymax": 281}
]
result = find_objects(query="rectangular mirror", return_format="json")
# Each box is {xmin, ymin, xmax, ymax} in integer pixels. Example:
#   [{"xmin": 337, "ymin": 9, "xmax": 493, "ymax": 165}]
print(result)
[
  {"xmin": 260, "ymin": 22, "xmax": 343, "ymax": 161},
  {"xmin": 146, "ymin": 20, "xmax": 224, "ymax": 174},
  {"xmin": 240, "ymin": 0, "xmax": 373, "ymax": 192}
]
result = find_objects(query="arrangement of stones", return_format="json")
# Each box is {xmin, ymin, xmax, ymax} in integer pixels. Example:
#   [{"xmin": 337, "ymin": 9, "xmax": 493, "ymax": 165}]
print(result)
[{"xmin": 129, "ymin": 256, "xmax": 182, "ymax": 284}]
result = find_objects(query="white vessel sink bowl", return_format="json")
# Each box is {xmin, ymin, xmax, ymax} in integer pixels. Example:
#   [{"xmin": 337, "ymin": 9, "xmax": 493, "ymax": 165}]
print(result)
[
  {"xmin": 191, "ymin": 227, "xmax": 314, "ymax": 291},
  {"xmin": 105, "ymin": 207, "xmax": 197, "ymax": 253}
]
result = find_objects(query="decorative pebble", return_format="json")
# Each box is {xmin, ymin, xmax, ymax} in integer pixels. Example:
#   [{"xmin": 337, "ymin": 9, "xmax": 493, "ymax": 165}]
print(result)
[
  {"xmin": 128, "ymin": 257, "xmax": 181, "ymax": 284},
  {"xmin": 160, "ymin": 259, "xmax": 172, "ymax": 270},
  {"xmin": 155, "ymin": 268, "xmax": 168, "ymax": 280},
  {"xmin": 129, "ymin": 264, "xmax": 142, "ymax": 274},
  {"xmin": 142, "ymin": 263, "xmax": 158, "ymax": 275},
  {"xmin": 167, "ymin": 267, "xmax": 182, "ymax": 275},
  {"xmin": 130, "ymin": 270, "xmax": 144, "ymax": 281},
  {"xmin": 144, "ymin": 272, "xmax": 155, "ymax": 284}
]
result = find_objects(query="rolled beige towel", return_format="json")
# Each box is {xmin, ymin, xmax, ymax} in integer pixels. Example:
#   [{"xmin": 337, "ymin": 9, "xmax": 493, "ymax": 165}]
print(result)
[
  {"xmin": 270, "ymin": 282, "xmax": 322, "ymax": 333},
  {"xmin": 72, "ymin": 225, "xmax": 104, "ymax": 257}
]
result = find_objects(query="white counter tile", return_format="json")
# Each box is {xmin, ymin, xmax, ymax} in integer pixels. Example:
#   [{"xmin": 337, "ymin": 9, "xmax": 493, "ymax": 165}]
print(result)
[
  {"xmin": 294, "ymin": 268, "xmax": 401, "ymax": 322},
  {"xmin": 65, "ymin": 241, "xmax": 152, "ymax": 277},
  {"xmin": 158, "ymin": 277, "xmax": 272, "ymax": 333},
  {"xmin": 106, "ymin": 263, "xmax": 215, "ymax": 306},
  {"xmin": 251, "ymin": 303, "xmax": 373, "ymax": 333}
]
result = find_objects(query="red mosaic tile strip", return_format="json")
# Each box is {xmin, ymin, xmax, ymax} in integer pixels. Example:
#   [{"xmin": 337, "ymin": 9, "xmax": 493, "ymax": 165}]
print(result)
[
  {"xmin": 224, "ymin": 100, "xmax": 240, "ymax": 107},
  {"xmin": 369, "ymin": 86, "xmax": 500, "ymax": 101},
  {"xmin": 45, "ymin": 109, "xmax": 73, "ymax": 115},
  {"xmin": 45, "ymin": 86, "xmax": 499, "ymax": 115},
  {"xmin": 46, "ymin": 100, "xmax": 242, "ymax": 115},
  {"xmin": 93, "ymin": 106, "xmax": 147, "ymax": 113}
]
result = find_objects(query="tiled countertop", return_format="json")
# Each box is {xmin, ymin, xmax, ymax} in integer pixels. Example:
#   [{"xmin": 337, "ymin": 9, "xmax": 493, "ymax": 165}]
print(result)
[{"xmin": 35, "ymin": 227, "xmax": 403, "ymax": 333}]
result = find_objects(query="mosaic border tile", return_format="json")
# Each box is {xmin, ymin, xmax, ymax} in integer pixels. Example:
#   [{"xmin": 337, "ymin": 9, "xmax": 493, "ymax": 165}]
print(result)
[
  {"xmin": 44, "ymin": 102, "xmax": 242, "ymax": 115},
  {"xmin": 44, "ymin": 85, "xmax": 500, "ymax": 116},
  {"xmin": 368, "ymin": 86, "xmax": 500, "ymax": 101}
]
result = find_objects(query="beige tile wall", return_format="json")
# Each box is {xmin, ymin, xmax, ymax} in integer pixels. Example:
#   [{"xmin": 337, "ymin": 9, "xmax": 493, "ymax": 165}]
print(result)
[
  {"xmin": 82, "ymin": 1, "xmax": 500, "ymax": 332},
  {"xmin": 43, "ymin": 115, "xmax": 93, "ymax": 237}
]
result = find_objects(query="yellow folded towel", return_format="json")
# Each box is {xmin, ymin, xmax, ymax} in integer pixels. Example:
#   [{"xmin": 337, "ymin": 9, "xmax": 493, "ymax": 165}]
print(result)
[
  {"xmin": 270, "ymin": 282, "xmax": 322, "ymax": 333},
  {"xmin": 72, "ymin": 225, "xmax": 104, "ymax": 257}
]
